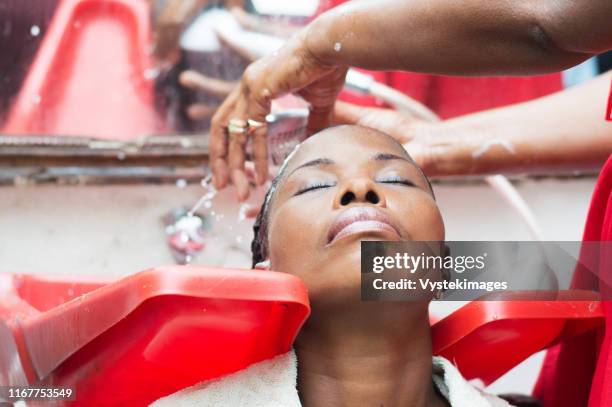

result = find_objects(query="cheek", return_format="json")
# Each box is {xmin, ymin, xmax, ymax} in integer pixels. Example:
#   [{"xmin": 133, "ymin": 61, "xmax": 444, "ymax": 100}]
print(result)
[
  {"xmin": 392, "ymin": 193, "xmax": 444, "ymax": 241},
  {"xmin": 267, "ymin": 203, "xmax": 326, "ymax": 275}
]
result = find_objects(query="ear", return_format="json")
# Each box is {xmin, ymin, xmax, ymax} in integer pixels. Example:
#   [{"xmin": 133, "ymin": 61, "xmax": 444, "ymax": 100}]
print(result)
[{"xmin": 254, "ymin": 260, "xmax": 271, "ymax": 270}]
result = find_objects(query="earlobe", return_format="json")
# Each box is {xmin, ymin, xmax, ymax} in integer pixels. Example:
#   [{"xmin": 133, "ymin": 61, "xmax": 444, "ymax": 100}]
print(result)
[{"xmin": 254, "ymin": 260, "xmax": 271, "ymax": 270}]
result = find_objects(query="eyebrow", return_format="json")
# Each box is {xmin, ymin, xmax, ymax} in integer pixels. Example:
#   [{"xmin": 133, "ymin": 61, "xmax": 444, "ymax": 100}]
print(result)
[
  {"xmin": 287, "ymin": 153, "xmax": 414, "ymax": 178},
  {"xmin": 373, "ymin": 153, "xmax": 412, "ymax": 163},
  {"xmin": 287, "ymin": 158, "xmax": 335, "ymax": 177}
]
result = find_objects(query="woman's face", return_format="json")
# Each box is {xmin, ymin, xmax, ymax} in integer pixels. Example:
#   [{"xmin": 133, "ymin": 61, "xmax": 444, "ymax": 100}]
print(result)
[{"xmin": 267, "ymin": 126, "xmax": 444, "ymax": 305}]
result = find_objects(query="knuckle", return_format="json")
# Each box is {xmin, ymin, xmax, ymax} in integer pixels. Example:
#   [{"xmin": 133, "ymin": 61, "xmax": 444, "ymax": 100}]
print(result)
[
  {"xmin": 242, "ymin": 62, "xmax": 264, "ymax": 89},
  {"xmin": 211, "ymin": 112, "xmax": 223, "ymax": 128}
]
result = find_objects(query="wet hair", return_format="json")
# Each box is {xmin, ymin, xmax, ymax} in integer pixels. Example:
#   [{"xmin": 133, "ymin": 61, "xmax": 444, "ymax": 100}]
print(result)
[
  {"xmin": 250, "ymin": 126, "xmax": 434, "ymax": 268},
  {"xmin": 251, "ymin": 147, "xmax": 297, "ymax": 268}
]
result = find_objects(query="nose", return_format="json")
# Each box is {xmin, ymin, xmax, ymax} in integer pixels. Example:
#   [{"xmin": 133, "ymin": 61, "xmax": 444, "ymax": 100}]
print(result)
[{"xmin": 333, "ymin": 178, "xmax": 386, "ymax": 208}]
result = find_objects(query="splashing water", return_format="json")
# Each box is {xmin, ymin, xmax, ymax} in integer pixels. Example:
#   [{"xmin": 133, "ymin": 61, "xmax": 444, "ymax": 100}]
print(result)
[
  {"xmin": 238, "ymin": 203, "xmax": 250, "ymax": 222},
  {"xmin": 188, "ymin": 174, "xmax": 216, "ymax": 217}
]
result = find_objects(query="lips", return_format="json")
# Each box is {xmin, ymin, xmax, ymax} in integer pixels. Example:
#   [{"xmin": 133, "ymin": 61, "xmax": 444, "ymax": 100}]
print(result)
[{"xmin": 327, "ymin": 206, "xmax": 401, "ymax": 245}]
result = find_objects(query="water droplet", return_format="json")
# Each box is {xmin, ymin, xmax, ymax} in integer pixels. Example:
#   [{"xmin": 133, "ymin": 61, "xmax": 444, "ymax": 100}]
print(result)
[
  {"xmin": 179, "ymin": 231, "xmax": 189, "ymax": 243},
  {"xmin": 32, "ymin": 94, "xmax": 41, "ymax": 105},
  {"xmin": 67, "ymin": 288, "xmax": 74, "ymax": 296},
  {"xmin": 30, "ymin": 25, "xmax": 40, "ymax": 37},
  {"xmin": 143, "ymin": 68, "xmax": 160, "ymax": 80},
  {"xmin": 176, "ymin": 178, "xmax": 187, "ymax": 189},
  {"xmin": 188, "ymin": 175, "xmax": 216, "ymax": 216},
  {"xmin": 333, "ymin": 42, "xmax": 342, "ymax": 52},
  {"xmin": 235, "ymin": 235, "xmax": 243, "ymax": 244},
  {"xmin": 200, "ymin": 176, "xmax": 211, "ymax": 187},
  {"xmin": 116, "ymin": 151, "xmax": 126, "ymax": 160},
  {"xmin": 238, "ymin": 203, "xmax": 250, "ymax": 222}
]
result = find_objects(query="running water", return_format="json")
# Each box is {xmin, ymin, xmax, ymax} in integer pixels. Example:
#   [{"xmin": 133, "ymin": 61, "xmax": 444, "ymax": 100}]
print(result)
[
  {"xmin": 188, "ymin": 174, "xmax": 216, "ymax": 217},
  {"xmin": 237, "ymin": 203, "xmax": 250, "ymax": 222}
]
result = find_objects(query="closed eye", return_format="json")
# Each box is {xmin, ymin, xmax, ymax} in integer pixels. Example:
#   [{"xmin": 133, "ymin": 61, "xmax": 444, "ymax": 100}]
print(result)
[
  {"xmin": 294, "ymin": 181, "xmax": 336, "ymax": 196},
  {"xmin": 377, "ymin": 176, "xmax": 416, "ymax": 187}
]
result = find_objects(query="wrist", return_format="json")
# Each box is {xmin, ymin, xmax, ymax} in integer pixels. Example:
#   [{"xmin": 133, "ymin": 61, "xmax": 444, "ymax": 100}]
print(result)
[
  {"xmin": 303, "ymin": 12, "xmax": 344, "ymax": 68},
  {"xmin": 406, "ymin": 121, "xmax": 509, "ymax": 177}
]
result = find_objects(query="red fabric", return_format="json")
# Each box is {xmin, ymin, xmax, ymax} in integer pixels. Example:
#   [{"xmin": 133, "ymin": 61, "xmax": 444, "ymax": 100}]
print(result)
[
  {"xmin": 606, "ymin": 79, "xmax": 612, "ymax": 121},
  {"xmin": 338, "ymin": 71, "xmax": 563, "ymax": 119},
  {"xmin": 534, "ymin": 155, "xmax": 612, "ymax": 407},
  {"xmin": 315, "ymin": 0, "xmax": 562, "ymax": 118}
]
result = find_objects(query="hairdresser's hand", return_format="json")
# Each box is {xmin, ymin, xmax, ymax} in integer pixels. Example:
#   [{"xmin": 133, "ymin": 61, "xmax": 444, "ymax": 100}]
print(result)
[
  {"xmin": 332, "ymin": 101, "xmax": 444, "ymax": 174},
  {"xmin": 210, "ymin": 28, "xmax": 348, "ymax": 201}
]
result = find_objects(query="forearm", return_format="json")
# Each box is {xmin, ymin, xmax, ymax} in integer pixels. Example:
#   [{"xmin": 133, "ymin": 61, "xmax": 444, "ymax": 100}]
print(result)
[
  {"xmin": 414, "ymin": 72, "xmax": 612, "ymax": 176},
  {"xmin": 305, "ymin": 0, "xmax": 602, "ymax": 75}
]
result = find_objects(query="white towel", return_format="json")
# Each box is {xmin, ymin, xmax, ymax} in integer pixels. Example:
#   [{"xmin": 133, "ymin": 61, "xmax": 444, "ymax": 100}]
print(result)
[
  {"xmin": 151, "ymin": 351, "xmax": 301, "ymax": 407},
  {"xmin": 432, "ymin": 356, "xmax": 512, "ymax": 407},
  {"xmin": 152, "ymin": 352, "xmax": 512, "ymax": 406}
]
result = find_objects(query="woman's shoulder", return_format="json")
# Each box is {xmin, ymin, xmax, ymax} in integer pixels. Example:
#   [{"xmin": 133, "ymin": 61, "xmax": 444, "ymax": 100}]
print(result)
[{"xmin": 432, "ymin": 356, "xmax": 513, "ymax": 407}]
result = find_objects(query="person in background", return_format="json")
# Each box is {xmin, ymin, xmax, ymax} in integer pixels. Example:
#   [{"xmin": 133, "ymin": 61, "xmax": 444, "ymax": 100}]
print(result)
[{"xmin": 151, "ymin": 0, "xmax": 246, "ymax": 64}]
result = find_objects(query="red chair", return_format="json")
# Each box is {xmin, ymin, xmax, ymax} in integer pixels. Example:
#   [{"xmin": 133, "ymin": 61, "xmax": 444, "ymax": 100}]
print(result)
[
  {"xmin": 431, "ymin": 291, "xmax": 604, "ymax": 385},
  {"xmin": 3, "ymin": 0, "xmax": 164, "ymax": 140},
  {"xmin": 0, "ymin": 268, "xmax": 310, "ymax": 406}
]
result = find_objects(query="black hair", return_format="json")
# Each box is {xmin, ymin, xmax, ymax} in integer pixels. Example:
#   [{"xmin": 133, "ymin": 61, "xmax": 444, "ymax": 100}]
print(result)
[
  {"xmin": 251, "ymin": 155, "xmax": 292, "ymax": 268},
  {"xmin": 250, "ymin": 126, "xmax": 434, "ymax": 268}
]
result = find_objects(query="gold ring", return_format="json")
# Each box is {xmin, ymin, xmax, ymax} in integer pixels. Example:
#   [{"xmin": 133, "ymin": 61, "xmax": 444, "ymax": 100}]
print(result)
[
  {"xmin": 228, "ymin": 118, "xmax": 247, "ymax": 127},
  {"xmin": 247, "ymin": 119, "xmax": 266, "ymax": 129},
  {"xmin": 228, "ymin": 118, "xmax": 248, "ymax": 134}
]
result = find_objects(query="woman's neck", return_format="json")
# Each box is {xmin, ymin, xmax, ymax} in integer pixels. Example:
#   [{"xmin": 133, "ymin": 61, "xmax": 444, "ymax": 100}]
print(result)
[{"xmin": 295, "ymin": 302, "xmax": 449, "ymax": 407}]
